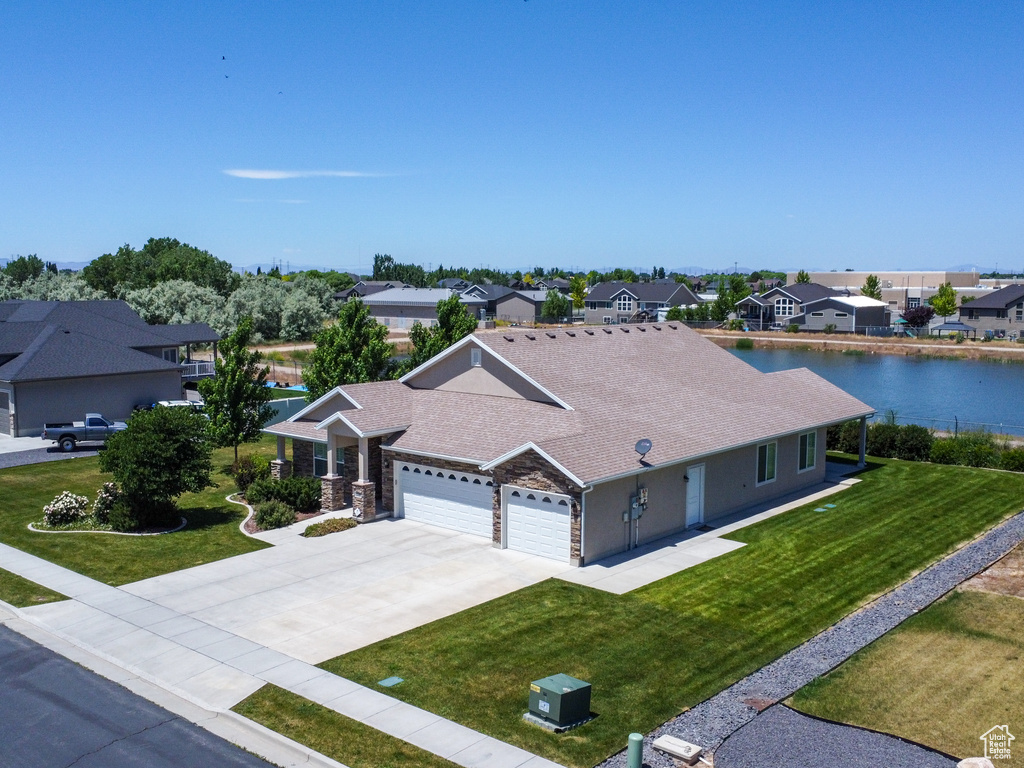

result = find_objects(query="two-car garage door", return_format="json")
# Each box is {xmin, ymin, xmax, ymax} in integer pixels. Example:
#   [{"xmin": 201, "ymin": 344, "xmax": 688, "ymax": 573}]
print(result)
[
  {"xmin": 396, "ymin": 463, "xmax": 572, "ymax": 562},
  {"xmin": 396, "ymin": 462, "xmax": 494, "ymax": 538}
]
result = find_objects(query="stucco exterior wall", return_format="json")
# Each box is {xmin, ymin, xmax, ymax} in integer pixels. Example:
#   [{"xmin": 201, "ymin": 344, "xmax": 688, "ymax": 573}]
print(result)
[
  {"xmin": 495, "ymin": 295, "xmax": 541, "ymax": 324},
  {"xmin": 11, "ymin": 370, "xmax": 182, "ymax": 437},
  {"xmin": 405, "ymin": 343, "xmax": 556, "ymax": 403},
  {"xmin": 582, "ymin": 428, "xmax": 827, "ymax": 564}
]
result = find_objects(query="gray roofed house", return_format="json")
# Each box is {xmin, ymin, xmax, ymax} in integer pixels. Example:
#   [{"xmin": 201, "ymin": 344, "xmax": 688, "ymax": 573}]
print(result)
[
  {"xmin": 737, "ymin": 283, "xmax": 845, "ymax": 330},
  {"xmin": 360, "ymin": 287, "xmax": 487, "ymax": 329},
  {"xmin": 493, "ymin": 290, "xmax": 550, "ymax": 324},
  {"xmin": 583, "ymin": 282, "xmax": 701, "ymax": 325},
  {"xmin": 265, "ymin": 324, "xmax": 872, "ymax": 567},
  {"xmin": 461, "ymin": 284, "xmax": 518, "ymax": 317},
  {"xmin": 334, "ymin": 280, "xmax": 410, "ymax": 301},
  {"xmin": 0, "ymin": 300, "xmax": 219, "ymax": 437},
  {"xmin": 959, "ymin": 284, "xmax": 1024, "ymax": 337}
]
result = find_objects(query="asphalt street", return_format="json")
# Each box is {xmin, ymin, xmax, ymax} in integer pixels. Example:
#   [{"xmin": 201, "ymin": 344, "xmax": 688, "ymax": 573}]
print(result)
[
  {"xmin": 0, "ymin": 446, "xmax": 101, "ymax": 470},
  {"xmin": 0, "ymin": 624, "xmax": 273, "ymax": 768}
]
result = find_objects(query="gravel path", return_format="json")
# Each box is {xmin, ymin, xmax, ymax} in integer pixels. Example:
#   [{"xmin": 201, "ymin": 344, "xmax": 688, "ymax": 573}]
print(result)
[
  {"xmin": 598, "ymin": 510, "xmax": 1024, "ymax": 768},
  {"xmin": 0, "ymin": 446, "xmax": 101, "ymax": 469},
  {"xmin": 713, "ymin": 705, "xmax": 957, "ymax": 768}
]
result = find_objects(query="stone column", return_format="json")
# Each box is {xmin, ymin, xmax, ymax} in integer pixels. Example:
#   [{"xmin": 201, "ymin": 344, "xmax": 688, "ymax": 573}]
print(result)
[
  {"xmin": 321, "ymin": 474, "xmax": 346, "ymax": 512},
  {"xmin": 858, "ymin": 416, "xmax": 868, "ymax": 468},
  {"xmin": 352, "ymin": 480, "xmax": 376, "ymax": 522},
  {"xmin": 271, "ymin": 435, "xmax": 292, "ymax": 479}
]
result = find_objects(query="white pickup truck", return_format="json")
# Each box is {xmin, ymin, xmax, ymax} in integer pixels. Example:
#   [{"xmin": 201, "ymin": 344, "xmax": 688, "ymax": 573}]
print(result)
[{"xmin": 41, "ymin": 413, "xmax": 128, "ymax": 452}]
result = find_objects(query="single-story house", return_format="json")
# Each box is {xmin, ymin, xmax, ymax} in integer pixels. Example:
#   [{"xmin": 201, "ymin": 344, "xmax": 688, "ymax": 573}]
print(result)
[
  {"xmin": 0, "ymin": 300, "xmax": 219, "ymax": 437},
  {"xmin": 265, "ymin": 325, "xmax": 872, "ymax": 566},
  {"xmin": 360, "ymin": 287, "xmax": 487, "ymax": 329},
  {"xmin": 959, "ymin": 284, "xmax": 1024, "ymax": 337},
  {"xmin": 583, "ymin": 282, "xmax": 701, "ymax": 325}
]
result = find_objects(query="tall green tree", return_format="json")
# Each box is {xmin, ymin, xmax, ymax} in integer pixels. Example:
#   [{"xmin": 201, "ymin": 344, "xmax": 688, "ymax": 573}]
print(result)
[
  {"xmin": 569, "ymin": 275, "xmax": 587, "ymax": 313},
  {"xmin": 795, "ymin": 270, "xmax": 812, "ymax": 284},
  {"xmin": 928, "ymin": 282, "xmax": 958, "ymax": 319},
  {"xmin": 665, "ymin": 305, "xmax": 686, "ymax": 321},
  {"xmin": 199, "ymin": 318, "xmax": 275, "ymax": 462},
  {"xmin": 710, "ymin": 278, "xmax": 733, "ymax": 322},
  {"xmin": 861, "ymin": 274, "xmax": 883, "ymax": 300},
  {"xmin": 2, "ymin": 255, "xmax": 46, "ymax": 285},
  {"xmin": 540, "ymin": 289, "xmax": 571, "ymax": 321},
  {"xmin": 404, "ymin": 294, "xmax": 478, "ymax": 371},
  {"xmin": 303, "ymin": 299, "xmax": 396, "ymax": 402}
]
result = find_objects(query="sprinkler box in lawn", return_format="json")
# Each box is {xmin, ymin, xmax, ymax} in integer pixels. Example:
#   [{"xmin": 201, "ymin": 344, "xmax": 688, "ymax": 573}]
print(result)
[{"xmin": 527, "ymin": 673, "xmax": 591, "ymax": 728}]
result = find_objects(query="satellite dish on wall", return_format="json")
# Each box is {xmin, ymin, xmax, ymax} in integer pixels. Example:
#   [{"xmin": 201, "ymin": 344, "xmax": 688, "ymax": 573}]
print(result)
[{"xmin": 635, "ymin": 439, "xmax": 652, "ymax": 460}]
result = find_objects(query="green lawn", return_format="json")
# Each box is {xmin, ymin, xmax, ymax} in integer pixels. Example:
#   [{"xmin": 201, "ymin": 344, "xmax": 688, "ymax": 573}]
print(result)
[
  {"xmin": 0, "ymin": 568, "xmax": 67, "ymax": 608},
  {"xmin": 234, "ymin": 686, "xmax": 458, "ymax": 768},
  {"xmin": 790, "ymin": 589, "xmax": 1024, "ymax": 763},
  {"xmin": 268, "ymin": 387, "xmax": 305, "ymax": 400},
  {"xmin": 0, "ymin": 439, "xmax": 275, "ymax": 586},
  {"xmin": 318, "ymin": 459, "xmax": 1024, "ymax": 768}
]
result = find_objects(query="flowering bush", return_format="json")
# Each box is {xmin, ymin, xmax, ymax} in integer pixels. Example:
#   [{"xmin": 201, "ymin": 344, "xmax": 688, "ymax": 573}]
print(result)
[
  {"xmin": 43, "ymin": 491, "xmax": 90, "ymax": 527},
  {"xmin": 92, "ymin": 482, "xmax": 120, "ymax": 525}
]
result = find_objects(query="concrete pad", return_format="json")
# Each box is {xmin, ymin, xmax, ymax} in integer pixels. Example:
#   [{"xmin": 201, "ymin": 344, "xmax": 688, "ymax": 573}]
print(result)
[
  {"xmin": 404, "ymin": 717, "xmax": 489, "ymax": 759},
  {"xmin": 325, "ymin": 685, "xmax": 403, "ymax": 721},
  {"xmin": 450, "ymin": 737, "xmax": 543, "ymax": 768},
  {"xmin": 95, "ymin": 628, "xmax": 181, "ymax": 664},
  {"xmin": 517, "ymin": 756, "xmax": 565, "ymax": 768},
  {"xmin": 133, "ymin": 644, "xmax": 221, "ymax": 685},
  {"xmin": 177, "ymin": 664, "xmax": 265, "ymax": 709},
  {"xmin": 229, "ymin": 647, "xmax": 292, "ymax": 675},
  {"xmin": 363, "ymin": 702, "xmax": 443, "ymax": 739},
  {"xmin": 120, "ymin": 603, "xmax": 183, "ymax": 628},
  {"xmin": 146, "ymin": 614, "xmax": 211, "ymax": 639},
  {"xmin": 682, "ymin": 538, "xmax": 746, "ymax": 560},
  {"xmin": 172, "ymin": 623, "xmax": 237, "ymax": 650},
  {"xmin": 20, "ymin": 599, "xmax": 98, "ymax": 630},
  {"xmin": 76, "ymin": 589, "xmax": 151, "ymax": 615},
  {"xmin": 288, "ymin": 671, "xmax": 362, "ymax": 704},
  {"xmin": 258, "ymin": 658, "xmax": 324, "ymax": 689},
  {"xmin": 197, "ymin": 634, "xmax": 263, "ymax": 663}
]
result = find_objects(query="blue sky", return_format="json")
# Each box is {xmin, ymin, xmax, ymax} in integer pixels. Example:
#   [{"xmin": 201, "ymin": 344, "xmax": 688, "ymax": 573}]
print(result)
[{"xmin": 1, "ymin": 1, "xmax": 1021, "ymax": 275}]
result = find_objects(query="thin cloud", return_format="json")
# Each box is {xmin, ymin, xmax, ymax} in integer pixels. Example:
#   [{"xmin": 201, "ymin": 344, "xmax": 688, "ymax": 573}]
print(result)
[{"xmin": 224, "ymin": 169, "xmax": 384, "ymax": 179}]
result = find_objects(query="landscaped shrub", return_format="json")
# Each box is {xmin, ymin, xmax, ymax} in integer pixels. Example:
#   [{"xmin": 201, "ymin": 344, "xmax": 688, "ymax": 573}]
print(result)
[
  {"xmin": 92, "ymin": 482, "xmax": 119, "ymax": 525},
  {"xmin": 246, "ymin": 476, "xmax": 321, "ymax": 513},
  {"xmin": 254, "ymin": 499, "xmax": 296, "ymax": 530},
  {"xmin": 929, "ymin": 438, "xmax": 958, "ymax": 465},
  {"xmin": 232, "ymin": 454, "xmax": 271, "ymax": 493},
  {"xmin": 43, "ymin": 491, "xmax": 90, "ymax": 526},
  {"xmin": 866, "ymin": 422, "xmax": 900, "ymax": 459},
  {"xmin": 895, "ymin": 425, "xmax": 934, "ymax": 462},
  {"xmin": 108, "ymin": 497, "xmax": 180, "ymax": 532},
  {"xmin": 837, "ymin": 420, "xmax": 862, "ymax": 454},
  {"xmin": 735, "ymin": 337, "xmax": 754, "ymax": 350},
  {"xmin": 929, "ymin": 432, "xmax": 998, "ymax": 469},
  {"xmin": 1000, "ymin": 448, "xmax": 1024, "ymax": 473},
  {"xmin": 823, "ymin": 323, "xmax": 837, "ymax": 334},
  {"xmin": 302, "ymin": 517, "xmax": 357, "ymax": 537},
  {"xmin": 786, "ymin": 324, "xmax": 800, "ymax": 333},
  {"xmin": 725, "ymin": 319, "xmax": 745, "ymax": 331}
]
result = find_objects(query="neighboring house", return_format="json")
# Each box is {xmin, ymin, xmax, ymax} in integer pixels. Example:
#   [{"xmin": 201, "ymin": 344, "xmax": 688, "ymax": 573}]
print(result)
[
  {"xmin": 0, "ymin": 300, "xmax": 219, "ymax": 437},
  {"xmin": 265, "ymin": 325, "xmax": 871, "ymax": 566},
  {"xmin": 334, "ymin": 280, "xmax": 410, "ymax": 301},
  {"xmin": 789, "ymin": 296, "xmax": 890, "ymax": 333},
  {"xmin": 461, "ymin": 284, "xmax": 518, "ymax": 316},
  {"xmin": 535, "ymin": 277, "xmax": 571, "ymax": 293},
  {"xmin": 437, "ymin": 278, "xmax": 471, "ymax": 291},
  {"xmin": 583, "ymin": 282, "xmax": 701, "ymax": 324},
  {"xmin": 494, "ymin": 290, "xmax": 549, "ymax": 324},
  {"xmin": 360, "ymin": 287, "xmax": 486, "ymax": 329},
  {"xmin": 736, "ymin": 283, "xmax": 844, "ymax": 330},
  {"xmin": 959, "ymin": 284, "xmax": 1024, "ymax": 337}
]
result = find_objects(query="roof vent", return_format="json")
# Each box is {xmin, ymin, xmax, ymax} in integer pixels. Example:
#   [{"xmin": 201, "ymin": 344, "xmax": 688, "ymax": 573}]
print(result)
[
  {"xmin": 503, "ymin": 335, "xmax": 515, "ymax": 342},
  {"xmin": 525, "ymin": 333, "xmax": 536, "ymax": 340},
  {"xmin": 584, "ymin": 329, "xmax": 595, "ymax": 335},
  {"xmin": 637, "ymin": 326, "xmax": 647, "ymax": 332},
  {"xmin": 620, "ymin": 327, "xmax": 630, "ymax": 333},
  {"xmin": 667, "ymin": 324, "xmax": 678, "ymax": 329},
  {"xmin": 565, "ymin": 331, "xmax": 576, "ymax": 337},
  {"xmin": 602, "ymin": 328, "xmax": 613, "ymax": 334},
  {"xmin": 546, "ymin": 332, "xmax": 557, "ymax": 338},
  {"xmin": 652, "ymin": 325, "xmax": 662, "ymax": 330}
]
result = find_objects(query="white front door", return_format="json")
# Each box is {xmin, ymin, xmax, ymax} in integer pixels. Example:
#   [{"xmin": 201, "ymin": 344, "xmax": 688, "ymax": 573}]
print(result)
[
  {"xmin": 685, "ymin": 464, "xmax": 705, "ymax": 527},
  {"xmin": 504, "ymin": 487, "xmax": 572, "ymax": 562},
  {"xmin": 397, "ymin": 463, "xmax": 494, "ymax": 538}
]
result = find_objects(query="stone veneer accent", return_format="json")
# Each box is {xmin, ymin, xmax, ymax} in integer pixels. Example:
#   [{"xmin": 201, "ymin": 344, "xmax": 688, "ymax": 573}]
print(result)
[
  {"xmin": 352, "ymin": 480, "xmax": 376, "ymax": 522},
  {"xmin": 292, "ymin": 439, "xmax": 314, "ymax": 478},
  {"xmin": 490, "ymin": 449, "xmax": 585, "ymax": 564},
  {"xmin": 270, "ymin": 459, "xmax": 292, "ymax": 480},
  {"xmin": 321, "ymin": 474, "xmax": 346, "ymax": 512}
]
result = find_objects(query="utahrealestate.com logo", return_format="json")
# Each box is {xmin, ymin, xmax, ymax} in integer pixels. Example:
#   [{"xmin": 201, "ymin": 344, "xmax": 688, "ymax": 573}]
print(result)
[{"xmin": 980, "ymin": 725, "xmax": 1014, "ymax": 761}]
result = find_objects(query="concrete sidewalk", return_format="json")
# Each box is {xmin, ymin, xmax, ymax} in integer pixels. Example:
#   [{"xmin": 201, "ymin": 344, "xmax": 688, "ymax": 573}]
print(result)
[{"xmin": 0, "ymin": 542, "xmax": 562, "ymax": 768}]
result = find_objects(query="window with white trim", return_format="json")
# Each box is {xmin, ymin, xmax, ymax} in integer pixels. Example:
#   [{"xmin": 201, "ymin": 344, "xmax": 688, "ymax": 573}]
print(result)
[
  {"xmin": 798, "ymin": 431, "xmax": 816, "ymax": 472},
  {"xmin": 757, "ymin": 442, "xmax": 777, "ymax": 485},
  {"xmin": 810, "ymin": 312, "xmax": 824, "ymax": 318},
  {"xmin": 834, "ymin": 312, "xmax": 848, "ymax": 318},
  {"xmin": 603, "ymin": 316, "xmax": 612, "ymax": 324},
  {"xmin": 616, "ymin": 295, "xmax": 633, "ymax": 312},
  {"xmin": 470, "ymin": 348, "xmax": 482, "ymax": 367},
  {"xmin": 313, "ymin": 443, "xmax": 345, "ymax": 477},
  {"xmin": 774, "ymin": 298, "xmax": 794, "ymax": 317},
  {"xmin": 908, "ymin": 297, "xmax": 921, "ymax": 309}
]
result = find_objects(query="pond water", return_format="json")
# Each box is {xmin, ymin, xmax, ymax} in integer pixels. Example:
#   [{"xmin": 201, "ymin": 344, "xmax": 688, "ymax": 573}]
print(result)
[{"xmin": 730, "ymin": 347, "xmax": 1024, "ymax": 436}]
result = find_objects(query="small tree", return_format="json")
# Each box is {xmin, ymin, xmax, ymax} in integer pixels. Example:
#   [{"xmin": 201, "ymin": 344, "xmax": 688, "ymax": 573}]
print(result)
[
  {"xmin": 861, "ymin": 274, "xmax": 882, "ymax": 300},
  {"xmin": 928, "ymin": 282, "xmax": 958, "ymax": 319},
  {"xmin": 303, "ymin": 298, "xmax": 395, "ymax": 402},
  {"xmin": 199, "ymin": 318, "xmax": 275, "ymax": 462},
  {"xmin": 903, "ymin": 305, "xmax": 935, "ymax": 328},
  {"xmin": 404, "ymin": 294, "xmax": 478, "ymax": 371},
  {"xmin": 665, "ymin": 305, "xmax": 685, "ymax": 322},
  {"xmin": 795, "ymin": 270, "xmax": 811, "ymax": 284},
  {"xmin": 99, "ymin": 407, "xmax": 213, "ymax": 528},
  {"xmin": 569, "ymin": 275, "xmax": 587, "ymax": 314},
  {"xmin": 540, "ymin": 289, "xmax": 570, "ymax": 321}
]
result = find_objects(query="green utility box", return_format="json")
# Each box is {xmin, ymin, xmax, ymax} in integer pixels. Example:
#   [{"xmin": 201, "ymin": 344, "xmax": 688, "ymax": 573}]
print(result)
[{"xmin": 529, "ymin": 673, "xmax": 591, "ymax": 726}]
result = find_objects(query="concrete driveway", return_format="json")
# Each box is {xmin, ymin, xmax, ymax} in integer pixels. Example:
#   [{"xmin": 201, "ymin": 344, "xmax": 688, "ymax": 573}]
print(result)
[{"xmin": 121, "ymin": 518, "xmax": 569, "ymax": 664}]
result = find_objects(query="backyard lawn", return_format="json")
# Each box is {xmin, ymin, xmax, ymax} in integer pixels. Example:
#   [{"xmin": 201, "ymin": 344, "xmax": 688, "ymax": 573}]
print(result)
[
  {"xmin": 790, "ymin": 574, "xmax": 1024, "ymax": 763},
  {"xmin": 0, "ymin": 438, "xmax": 275, "ymax": 586},
  {"xmin": 0, "ymin": 568, "xmax": 67, "ymax": 608},
  {"xmin": 309, "ymin": 459, "xmax": 1024, "ymax": 768}
]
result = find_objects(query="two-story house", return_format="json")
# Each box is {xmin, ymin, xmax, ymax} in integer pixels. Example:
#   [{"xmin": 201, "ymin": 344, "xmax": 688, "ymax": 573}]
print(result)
[
  {"xmin": 960, "ymin": 284, "xmax": 1024, "ymax": 337},
  {"xmin": 583, "ymin": 283, "xmax": 701, "ymax": 324}
]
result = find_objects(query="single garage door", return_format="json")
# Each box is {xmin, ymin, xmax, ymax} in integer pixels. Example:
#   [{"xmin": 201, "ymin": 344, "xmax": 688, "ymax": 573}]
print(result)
[
  {"xmin": 397, "ymin": 462, "xmax": 494, "ymax": 538},
  {"xmin": 505, "ymin": 487, "xmax": 572, "ymax": 562}
]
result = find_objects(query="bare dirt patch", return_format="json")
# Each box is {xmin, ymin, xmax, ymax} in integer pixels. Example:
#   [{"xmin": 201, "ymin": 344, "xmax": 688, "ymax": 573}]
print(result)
[{"xmin": 959, "ymin": 541, "xmax": 1024, "ymax": 599}]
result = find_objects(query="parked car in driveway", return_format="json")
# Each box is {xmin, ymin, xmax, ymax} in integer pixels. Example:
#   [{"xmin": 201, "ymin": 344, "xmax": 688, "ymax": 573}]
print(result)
[{"xmin": 41, "ymin": 413, "xmax": 127, "ymax": 452}]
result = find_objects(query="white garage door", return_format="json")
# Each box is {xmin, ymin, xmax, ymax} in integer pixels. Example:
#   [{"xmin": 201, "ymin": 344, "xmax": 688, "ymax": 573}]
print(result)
[
  {"xmin": 397, "ymin": 462, "xmax": 494, "ymax": 538},
  {"xmin": 505, "ymin": 487, "xmax": 572, "ymax": 562}
]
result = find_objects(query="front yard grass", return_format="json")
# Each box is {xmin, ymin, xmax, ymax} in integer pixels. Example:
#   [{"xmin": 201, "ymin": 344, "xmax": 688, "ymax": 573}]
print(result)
[
  {"xmin": 0, "ymin": 439, "xmax": 274, "ymax": 586},
  {"xmin": 318, "ymin": 459, "xmax": 1024, "ymax": 768},
  {"xmin": 789, "ymin": 589, "xmax": 1024, "ymax": 762},
  {"xmin": 0, "ymin": 568, "xmax": 67, "ymax": 608},
  {"xmin": 234, "ymin": 685, "xmax": 459, "ymax": 768}
]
